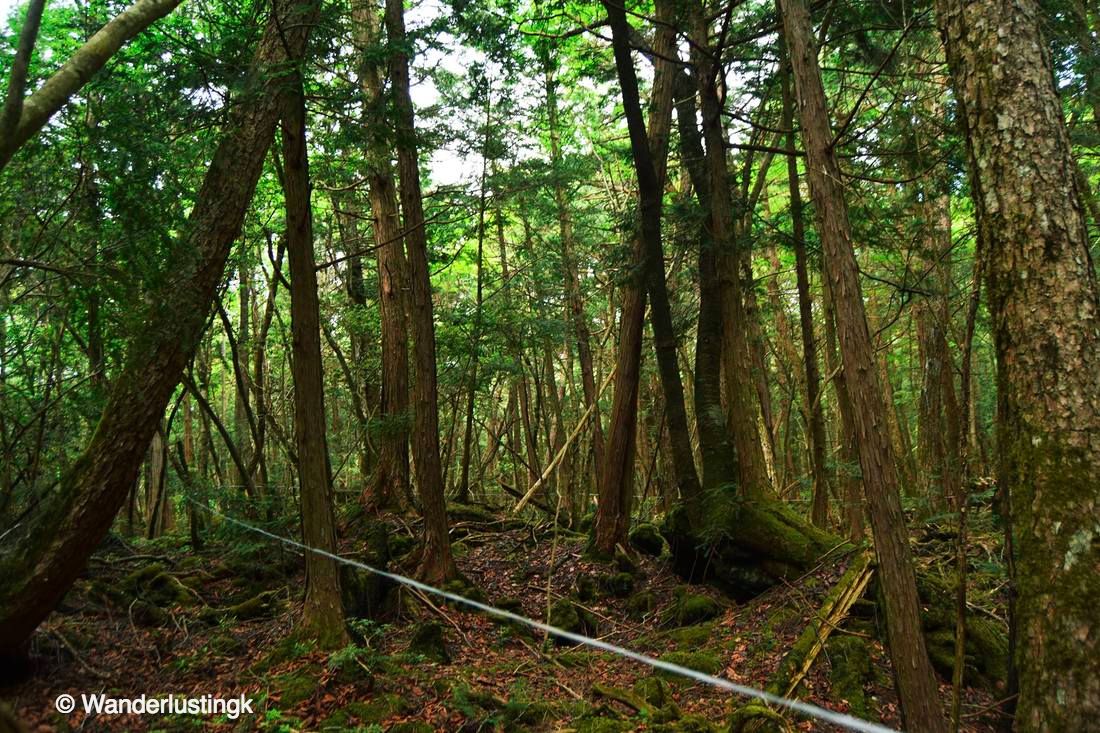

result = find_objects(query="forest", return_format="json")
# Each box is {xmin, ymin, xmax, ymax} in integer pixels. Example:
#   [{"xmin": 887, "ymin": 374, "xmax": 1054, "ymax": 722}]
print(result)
[{"xmin": 0, "ymin": 0, "xmax": 1097, "ymax": 730}]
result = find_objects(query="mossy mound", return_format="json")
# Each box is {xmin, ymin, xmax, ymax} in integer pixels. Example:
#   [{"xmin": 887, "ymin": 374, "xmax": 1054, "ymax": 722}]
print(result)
[
  {"xmin": 632, "ymin": 676, "xmax": 672, "ymax": 709},
  {"xmin": 626, "ymin": 590, "xmax": 658, "ymax": 620},
  {"xmin": 440, "ymin": 575, "xmax": 488, "ymax": 606},
  {"xmin": 656, "ymin": 651, "xmax": 721, "ymax": 679},
  {"xmin": 408, "ymin": 622, "xmax": 450, "ymax": 663},
  {"xmin": 825, "ymin": 635, "xmax": 872, "ymax": 720},
  {"xmin": 630, "ymin": 523, "xmax": 667, "ymax": 556},
  {"xmin": 548, "ymin": 598, "xmax": 599, "ymax": 639},
  {"xmin": 599, "ymin": 571, "xmax": 636, "ymax": 598},
  {"xmin": 272, "ymin": 665, "xmax": 321, "ymax": 706},
  {"xmin": 573, "ymin": 712, "xmax": 632, "ymax": 733},
  {"xmin": 576, "ymin": 574, "xmax": 599, "ymax": 603},
  {"xmin": 389, "ymin": 533, "xmax": 417, "ymax": 558},
  {"xmin": 121, "ymin": 564, "xmax": 194, "ymax": 608},
  {"xmin": 668, "ymin": 589, "xmax": 722, "ymax": 627},
  {"xmin": 667, "ymin": 623, "xmax": 713, "ymax": 647}
]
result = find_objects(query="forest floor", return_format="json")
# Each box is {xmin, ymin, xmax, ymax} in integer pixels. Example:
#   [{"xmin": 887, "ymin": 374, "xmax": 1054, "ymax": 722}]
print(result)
[{"xmin": 2, "ymin": 505, "xmax": 1009, "ymax": 733}]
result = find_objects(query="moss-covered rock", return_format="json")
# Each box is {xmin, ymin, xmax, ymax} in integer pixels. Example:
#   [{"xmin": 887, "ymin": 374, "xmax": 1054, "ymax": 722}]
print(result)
[
  {"xmin": 656, "ymin": 651, "xmax": 721, "ymax": 679},
  {"xmin": 825, "ymin": 635, "xmax": 872, "ymax": 720},
  {"xmin": 614, "ymin": 548, "xmax": 638, "ymax": 573},
  {"xmin": 626, "ymin": 590, "xmax": 658, "ymax": 620},
  {"xmin": 669, "ymin": 589, "xmax": 722, "ymax": 626},
  {"xmin": 441, "ymin": 576, "xmax": 488, "ymax": 606},
  {"xmin": 576, "ymin": 574, "xmax": 599, "ymax": 603},
  {"xmin": 408, "ymin": 621, "xmax": 450, "ymax": 663},
  {"xmin": 600, "ymin": 572, "xmax": 636, "ymax": 598},
  {"xmin": 548, "ymin": 598, "xmax": 598, "ymax": 639},
  {"xmin": 389, "ymin": 533, "xmax": 416, "ymax": 558},
  {"xmin": 272, "ymin": 667, "xmax": 320, "ymax": 706},
  {"xmin": 121, "ymin": 564, "xmax": 194, "ymax": 608},
  {"xmin": 667, "ymin": 623, "xmax": 713, "ymax": 647},
  {"xmin": 630, "ymin": 522, "xmax": 667, "ymax": 557}
]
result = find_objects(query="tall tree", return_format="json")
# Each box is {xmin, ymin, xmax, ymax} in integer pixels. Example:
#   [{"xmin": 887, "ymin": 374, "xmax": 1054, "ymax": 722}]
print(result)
[
  {"xmin": 936, "ymin": 0, "xmax": 1100, "ymax": 727},
  {"xmin": 281, "ymin": 65, "xmax": 347, "ymax": 648},
  {"xmin": 778, "ymin": 0, "xmax": 948, "ymax": 728},
  {"xmin": 0, "ymin": 0, "xmax": 321, "ymax": 659},
  {"xmin": 384, "ymin": 0, "xmax": 457, "ymax": 583}
]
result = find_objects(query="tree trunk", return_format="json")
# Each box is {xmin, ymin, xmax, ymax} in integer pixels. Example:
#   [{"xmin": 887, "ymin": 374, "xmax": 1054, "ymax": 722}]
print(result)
[
  {"xmin": 602, "ymin": 0, "xmax": 702, "ymax": 517},
  {"xmin": 935, "ymin": 1, "xmax": 1100, "ymax": 727},
  {"xmin": 778, "ymin": 0, "xmax": 948, "ymax": 728},
  {"xmin": 351, "ymin": 0, "xmax": 410, "ymax": 512},
  {"xmin": 384, "ymin": 0, "xmax": 457, "ymax": 584},
  {"xmin": 0, "ymin": 0, "xmax": 321, "ymax": 659},
  {"xmin": 281, "ymin": 69, "xmax": 347, "ymax": 648},
  {"xmin": 594, "ymin": 0, "xmax": 677, "ymax": 554}
]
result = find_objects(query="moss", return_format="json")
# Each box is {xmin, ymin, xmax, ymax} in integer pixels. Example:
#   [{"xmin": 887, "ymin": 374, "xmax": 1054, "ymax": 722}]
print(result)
[
  {"xmin": 626, "ymin": 590, "xmax": 657, "ymax": 620},
  {"xmin": 669, "ymin": 589, "xmax": 722, "ymax": 626},
  {"xmin": 388, "ymin": 722, "xmax": 434, "ymax": 733},
  {"xmin": 325, "ymin": 695, "xmax": 408, "ymax": 727},
  {"xmin": 576, "ymin": 574, "xmax": 599, "ymax": 603},
  {"xmin": 129, "ymin": 599, "xmax": 169, "ymax": 627},
  {"xmin": 826, "ymin": 635, "xmax": 872, "ymax": 720},
  {"xmin": 441, "ymin": 576, "xmax": 487, "ymax": 605},
  {"xmin": 727, "ymin": 703, "xmax": 792, "ymax": 732},
  {"xmin": 667, "ymin": 623, "xmax": 713, "ymax": 647},
  {"xmin": 629, "ymin": 523, "xmax": 666, "ymax": 556},
  {"xmin": 548, "ymin": 598, "xmax": 598, "ymax": 639},
  {"xmin": 121, "ymin": 564, "xmax": 193, "ymax": 608},
  {"xmin": 632, "ymin": 676, "xmax": 672, "ymax": 709},
  {"xmin": 656, "ymin": 651, "xmax": 721, "ymax": 680},
  {"xmin": 614, "ymin": 548, "xmax": 638, "ymax": 573},
  {"xmin": 408, "ymin": 622, "xmax": 450, "ymax": 663},
  {"xmin": 389, "ymin": 533, "xmax": 416, "ymax": 558},
  {"xmin": 250, "ymin": 636, "xmax": 316, "ymax": 675},
  {"xmin": 650, "ymin": 716, "xmax": 718, "ymax": 732},
  {"xmin": 208, "ymin": 632, "xmax": 246, "ymax": 656},
  {"xmin": 201, "ymin": 590, "xmax": 280, "ymax": 623},
  {"xmin": 574, "ymin": 714, "xmax": 631, "ymax": 733},
  {"xmin": 272, "ymin": 667, "xmax": 320, "ymax": 706},
  {"xmin": 600, "ymin": 572, "xmax": 636, "ymax": 598}
]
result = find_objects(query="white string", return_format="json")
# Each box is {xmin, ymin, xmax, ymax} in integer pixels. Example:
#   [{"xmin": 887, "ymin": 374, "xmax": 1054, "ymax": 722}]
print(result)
[{"xmin": 192, "ymin": 501, "xmax": 898, "ymax": 733}]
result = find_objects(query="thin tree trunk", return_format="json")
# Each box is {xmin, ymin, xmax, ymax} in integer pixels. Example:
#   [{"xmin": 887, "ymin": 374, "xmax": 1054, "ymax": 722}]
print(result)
[
  {"xmin": 594, "ymin": 0, "xmax": 677, "ymax": 553},
  {"xmin": 385, "ymin": 0, "xmax": 456, "ymax": 583},
  {"xmin": 281, "ymin": 69, "xmax": 347, "ymax": 648},
  {"xmin": 351, "ymin": 0, "xmax": 410, "ymax": 512},
  {"xmin": 779, "ymin": 0, "xmax": 947, "ymax": 728}
]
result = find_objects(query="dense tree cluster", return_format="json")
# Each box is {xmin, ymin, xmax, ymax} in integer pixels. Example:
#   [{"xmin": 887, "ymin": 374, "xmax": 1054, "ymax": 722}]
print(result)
[{"xmin": 1, "ymin": 0, "xmax": 1097, "ymax": 728}]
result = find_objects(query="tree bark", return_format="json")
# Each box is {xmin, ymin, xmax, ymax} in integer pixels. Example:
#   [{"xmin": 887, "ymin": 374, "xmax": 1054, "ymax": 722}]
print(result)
[
  {"xmin": 0, "ymin": 0, "xmax": 185, "ymax": 172},
  {"xmin": 778, "ymin": 0, "xmax": 948, "ymax": 728},
  {"xmin": 281, "ymin": 69, "xmax": 347, "ymax": 648},
  {"xmin": 935, "ymin": 1, "xmax": 1100, "ymax": 727},
  {"xmin": 384, "ymin": 0, "xmax": 457, "ymax": 584},
  {"xmin": 0, "ymin": 0, "xmax": 320, "ymax": 658},
  {"xmin": 351, "ymin": 0, "xmax": 410, "ymax": 512},
  {"xmin": 601, "ymin": 0, "xmax": 702, "ymax": 516},
  {"xmin": 594, "ymin": 0, "xmax": 677, "ymax": 554}
]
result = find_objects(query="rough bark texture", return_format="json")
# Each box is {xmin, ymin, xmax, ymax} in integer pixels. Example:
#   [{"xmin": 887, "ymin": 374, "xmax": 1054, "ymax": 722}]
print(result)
[
  {"xmin": 594, "ymin": 0, "xmax": 677, "ymax": 555},
  {"xmin": 779, "ymin": 0, "xmax": 948, "ymax": 728},
  {"xmin": 0, "ymin": 0, "xmax": 184, "ymax": 172},
  {"xmin": 602, "ymin": 0, "xmax": 702, "ymax": 514},
  {"xmin": 281, "ymin": 69, "xmax": 347, "ymax": 648},
  {"xmin": 352, "ymin": 0, "xmax": 410, "ymax": 512},
  {"xmin": 385, "ymin": 0, "xmax": 457, "ymax": 584},
  {"xmin": 0, "ymin": 0, "xmax": 319, "ymax": 658},
  {"xmin": 780, "ymin": 61, "xmax": 830, "ymax": 528},
  {"xmin": 935, "ymin": 1, "xmax": 1100, "ymax": 727}
]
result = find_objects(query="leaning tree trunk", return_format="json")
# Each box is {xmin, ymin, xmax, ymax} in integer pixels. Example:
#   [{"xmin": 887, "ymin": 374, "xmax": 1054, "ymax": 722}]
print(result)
[
  {"xmin": 778, "ymin": 0, "xmax": 948, "ymax": 729},
  {"xmin": 601, "ymin": 0, "xmax": 702, "ymax": 514},
  {"xmin": 0, "ymin": 0, "xmax": 320, "ymax": 659},
  {"xmin": 0, "ymin": 0, "xmax": 185, "ymax": 172},
  {"xmin": 385, "ymin": 0, "xmax": 457, "ymax": 584},
  {"xmin": 935, "ymin": 1, "xmax": 1100, "ymax": 728}
]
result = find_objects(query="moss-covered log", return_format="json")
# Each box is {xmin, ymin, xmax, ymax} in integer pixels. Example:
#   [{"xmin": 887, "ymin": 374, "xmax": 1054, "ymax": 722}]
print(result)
[{"xmin": 665, "ymin": 500, "xmax": 1008, "ymax": 690}]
